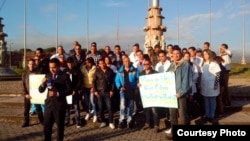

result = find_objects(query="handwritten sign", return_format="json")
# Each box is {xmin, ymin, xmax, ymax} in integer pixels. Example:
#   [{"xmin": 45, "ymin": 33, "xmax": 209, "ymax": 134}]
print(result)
[
  {"xmin": 29, "ymin": 74, "xmax": 47, "ymax": 104},
  {"xmin": 139, "ymin": 72, "xmax": 178, "ymax": 108}
]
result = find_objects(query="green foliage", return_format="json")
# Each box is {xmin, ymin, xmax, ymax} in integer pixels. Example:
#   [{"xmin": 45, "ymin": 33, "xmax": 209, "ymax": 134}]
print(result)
[
  {"xmin": 19, "ymin": 48, "xmax": 32, "ymax": 52},
  {"xmin": 230, "ymin": 63, "xmax": 250, "ymax": 78},
  {"xmin": 44, "ymin": 47, "xmax": 56, "ymax": 53},
  {"xmin": 13, "ymin": 68, "xmax": 26, "ymax": 75}
]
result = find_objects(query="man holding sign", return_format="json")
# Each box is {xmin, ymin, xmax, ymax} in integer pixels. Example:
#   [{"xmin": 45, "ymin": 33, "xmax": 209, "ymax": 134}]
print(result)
[
  {"xmin": 165, "ymin": 45, "xmax": 193, "ymax": 140},
  {"xmin": 138, "ymin": 59, "xmax": 159, "ymax": 133},
  {"xmin": 22, "ymin": 59, "xmax": 44, "ymax": 127}
]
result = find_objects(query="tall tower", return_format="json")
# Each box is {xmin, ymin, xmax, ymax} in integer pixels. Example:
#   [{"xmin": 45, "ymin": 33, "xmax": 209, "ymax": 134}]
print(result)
[
  {"xmin": 143, "ymin": 0, "xmax": 167, "ymax": 53},
  {"xmin": 0, "ymin": 17, "xmax": 8, "ymax": 66}
]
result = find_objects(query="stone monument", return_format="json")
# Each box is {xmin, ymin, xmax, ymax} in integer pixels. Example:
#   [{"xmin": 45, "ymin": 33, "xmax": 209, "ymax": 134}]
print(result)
[
  {"xmin": 143, "ymin": 0, "xmax": 167, "ymax": 53},
  {"xmin": 0, "ymin": 17, "xmax": 19, "ymax": 80},
  {"xmin": 0, "ymin": 17, "xmax": 8, "ymax": 66}
]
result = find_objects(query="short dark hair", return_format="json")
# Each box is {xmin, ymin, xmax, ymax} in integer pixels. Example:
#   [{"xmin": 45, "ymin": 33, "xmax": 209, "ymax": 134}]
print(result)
[
  {"xmin": 49, "ymin": 58, "xmax": 60, "ymax": 67},
  {"xmin": 204, "ymin": 42, "xmax": 210, "ymax": 47},
  {"xmin": 36, "ymin": 48, "xmax": 44, "ymax": 53},
  {"xmin": 114, "ymin": 44, "xmax": 120, "ymax": 49},
  {"xmin": 91, "ymin": 42, "xmax": 96, "ymax": 46},
  {"xmin": 66, "ymin": 57, "xmax": 74, "ymax": 63},
  {"xmin": 86, "ymin": 57, "xmax": 95, "ymax": 65},
  {"xmin": 158, "ymin": 50, "xmax": 166, "ymax": 56},
  {"xmin": 172, "ymin": 45, "xmax": 181, "ymax": 52},
  {"xmin": 188, "ymin": 46, "xmax": 196, "ymax": 51},
  {"xmin": 221, "ymin": 43, "xmax": 228, "ymax": 49},
  {"xmin": 133, "ymin": 43, "xmax": 139, "ymax": 48}
]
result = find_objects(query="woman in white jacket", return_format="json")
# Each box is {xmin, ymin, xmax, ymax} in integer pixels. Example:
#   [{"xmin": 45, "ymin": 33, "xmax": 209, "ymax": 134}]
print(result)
[{"xmin": 200, "ymin": 49, "xmax": 221, "ymax": 123}]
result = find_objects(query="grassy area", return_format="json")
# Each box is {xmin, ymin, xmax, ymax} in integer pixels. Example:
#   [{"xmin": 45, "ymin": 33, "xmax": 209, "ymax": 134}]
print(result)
[
  {"xmin": 13, "ymin": 68, "xmax": 26, "ymax": 75},
  {"xmin": 230, "ymin": 63, "xmax": 250, "ymax": 78}
]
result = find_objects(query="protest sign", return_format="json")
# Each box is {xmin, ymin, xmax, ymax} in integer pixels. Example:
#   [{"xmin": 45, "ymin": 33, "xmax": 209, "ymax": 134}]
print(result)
[
  {"xmin": 29, "ymin": 74, "xmax": 47, "ymax": 104},
  {"xmin": 139, "ymin": 72, "xmax": 178, "ymax": 108}
]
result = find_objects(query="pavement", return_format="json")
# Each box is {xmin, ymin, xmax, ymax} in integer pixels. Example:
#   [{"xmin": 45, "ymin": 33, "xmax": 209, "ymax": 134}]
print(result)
[
  {"xmin": 0, "ymin": 96, "xmax": 250, "ymax": 141},
  {"xmin": 0, "ymin": 79, "xmax": 250, "ymax": 141}
]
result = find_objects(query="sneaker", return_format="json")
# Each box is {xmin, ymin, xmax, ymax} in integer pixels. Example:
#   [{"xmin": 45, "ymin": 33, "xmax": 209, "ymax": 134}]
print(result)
[
  {"xmin": 109, "ymin": 123, "xmax": 115, "ymax": 129},
  {"xmin": 76, "ymin": 123, "xmax": 81, "ymax": 128},
  {"xmin": 141, "ymin": 123, "xmax": 150, "ymax": 130},
  {"xmin": 165, "ymin": 128, "xmax": 171, "ymax": 134},
  {"xmin": 93, "ymin": 116, "xmax": 97, "ymax": 123},
  {"xmin": 154, "ymin": 126, "xmax": 159, "ymax": 133},
  {"xmin": 90, "ymin": 110, "xmax": 94, "ymax": 114},
  {"xmin": 99, "ymin": 122, "xmax": 106, "ymax": 128},
  {"xmin": 85, "ymin": 113, "xmax": 90, "ymax": 120}
]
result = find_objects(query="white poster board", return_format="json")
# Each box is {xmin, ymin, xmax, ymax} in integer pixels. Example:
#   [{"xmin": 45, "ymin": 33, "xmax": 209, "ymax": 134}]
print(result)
[
  {"xmin": 139, "ymin": 72, "xmax": 178, "ymax": 108},
  {"xmin": 29, "ymin": 74, "xmax": 47, "ymax": 104}
]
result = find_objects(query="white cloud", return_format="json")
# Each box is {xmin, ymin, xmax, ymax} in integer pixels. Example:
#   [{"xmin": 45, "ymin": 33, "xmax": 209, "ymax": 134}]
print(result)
[
  {"xmin": 103, "ymin": 0, "xmax": 126, "ymax": 7},
  {"xmin": 40, "ymin": 3, "xmax": 56, "ymax": 15}
]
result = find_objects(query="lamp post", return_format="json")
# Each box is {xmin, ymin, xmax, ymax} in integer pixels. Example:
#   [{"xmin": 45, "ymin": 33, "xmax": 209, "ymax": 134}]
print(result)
[
  {"xmin": 209, "ymin": 0, "xmax": 212, "ymax": 44},
  {"xmin": 86, "ymin": 0, "xmax": 89, "ymax": 52},
  {"xmin": 9, "ymin": 43, "xmax": 12, "ymax": 68},
  {"xmin": 23, "ymin": 0, "xmax": 27, "ymax": 69},
  {"xmin": 56, "ymin": 0, "xmax": 58, "ymax": 53},
  {"xmin": 117, "ymin": 7, "xmax": 119, "ymax": 45},
  {"xmin": 241, "ymin": 0, "xmax": 246, "ymax": 64}
]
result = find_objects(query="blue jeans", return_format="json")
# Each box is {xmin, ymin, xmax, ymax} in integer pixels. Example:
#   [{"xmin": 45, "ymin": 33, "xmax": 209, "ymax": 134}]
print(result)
[
  {"xmin": 82, "ymin": 88, "xmax": 91, "ymax": 113},
  {"xmin": 31, "ymin": 104, "xmax": 45, "ymax": 113},
  {"xmin": 144, "ymin": 107, "xmax": 159, "ymax": 126},
  {"xmin": 90, "ymin": 92, "xmax": 97, "ymax": 116},
  {"xmin": 204, "ymin": 96, "xmax": 217, "ymax": 119},
  {"xmin": 97, "ymin": 92, "xmax": 113, "ymax": 123},
  {"xmin": 30, "ymin": 103, "xmax": 37, "ymax": 113},
  {"xmin": 119, "ymin": 91, "xmax": 134, "ymax": 124},
  {"xmin": 65, "ymin": 92, "xmax": 81, "ymax": 124}
]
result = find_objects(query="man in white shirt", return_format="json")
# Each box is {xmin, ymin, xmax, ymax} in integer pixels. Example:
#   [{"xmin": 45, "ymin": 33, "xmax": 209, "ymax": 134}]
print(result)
[
  {"xmin": 154, "ymin": 50, "xmax": 171, "ymax": 73},
  {"xmin": 220, "ymin": 43, "xmax": 232, "ymax": 106},
  {"xmin": 129, "ymin": 43, "xmax": 139, "ymax": 65},
  {"xmin": 133, "ymin": 50, "xmax": 145, "ymax": 73},
  {"xmin": 50, "ymin": 45, "xmax": 69, "ymax": 60}
]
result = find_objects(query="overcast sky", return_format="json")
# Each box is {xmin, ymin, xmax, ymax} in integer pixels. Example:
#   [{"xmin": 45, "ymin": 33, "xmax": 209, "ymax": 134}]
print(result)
[{"xmin": 0, "ymin": 0, "xmax": 249, "ymax": 62}]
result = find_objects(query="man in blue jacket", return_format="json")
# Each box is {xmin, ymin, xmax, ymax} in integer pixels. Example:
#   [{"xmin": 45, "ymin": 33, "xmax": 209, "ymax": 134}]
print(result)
[{"xmin": 115, "ymin": 56, "xmax": 139, "ymax": 129}]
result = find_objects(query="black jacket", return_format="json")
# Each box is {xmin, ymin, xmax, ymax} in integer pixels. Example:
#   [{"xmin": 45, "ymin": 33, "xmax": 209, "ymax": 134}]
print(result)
[
  {"xmin": 93, "ymin": 67, "xmax": 115, "ymax": 93},
  {"xmin": 63, "ymin": 66, "xmax": 83, "ymax": 92},
  {"xmin": 39, "ymin": 71, "xmax": 73, "ymax": 110}
]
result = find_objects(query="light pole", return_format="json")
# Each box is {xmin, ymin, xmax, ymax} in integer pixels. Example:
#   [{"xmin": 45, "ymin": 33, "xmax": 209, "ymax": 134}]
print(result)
[
  {"xmin": 86, "ymin": 0, "xmax": 89, "ymax": 52},
  {"xmin": 117, "ymin": 7, "xmax": 119, "ymax": 45},
  {"xmin": 56, "ymin": 0, "xmax": 58, "ymax": 52},
  {"xmin": 241, "ymin": 0, "xmax": 246, "ymax": 64},
  {"xmin": 9, "ymin": 43, "xmax": 13, "ymax": 68},
  {"xmin": 209, "ymin": 0, "xmax": 212, "ymax": 44},
  {"xmin": 23, "ymin": 0, "xmax": 27, "ymax": 69}
]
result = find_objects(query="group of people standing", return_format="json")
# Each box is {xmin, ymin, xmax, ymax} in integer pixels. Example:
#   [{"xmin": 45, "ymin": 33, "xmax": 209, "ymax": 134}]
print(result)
[{"xmin": 21, "ymin": 41, "xmax": 232, "ymax": 141}]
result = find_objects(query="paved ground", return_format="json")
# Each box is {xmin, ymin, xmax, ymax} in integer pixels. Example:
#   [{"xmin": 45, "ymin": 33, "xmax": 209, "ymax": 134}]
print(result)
[
  {"xmin": 0, "ymin": 79, "xmax": 250, "ymax": 141},
  {"xmin": 0, "ymin": 106, "xmax": 171, "ymax": 141}
]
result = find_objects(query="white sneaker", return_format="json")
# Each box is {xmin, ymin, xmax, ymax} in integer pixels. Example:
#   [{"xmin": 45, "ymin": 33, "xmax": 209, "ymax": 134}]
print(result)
[
  {"xmin": 165, "ymin": 128, "xmax": 172, "ymax": 134},
  {"xmin": 85, "ymin": 113, "xmax": 90, "ymax": 120},
  {"xmin": 109, "ymin": 123, "xmax": 115, "ymax": 129},
  {"xmin": 99, "ymin": 122, "xmax": 106, "ymax": 128},
  {"xmin": 93, "ymin": 116, "xmax": 97, "ymax": 123},
  {"xmin": 90, "ymin": 110, "xmax": 94, "ymax": 114}
]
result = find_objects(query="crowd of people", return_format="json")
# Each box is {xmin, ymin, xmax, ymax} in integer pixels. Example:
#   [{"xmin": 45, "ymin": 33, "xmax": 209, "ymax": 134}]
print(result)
[{"xmin": 21, "ymin": 41, "xmax": 232, "ymax": 141}]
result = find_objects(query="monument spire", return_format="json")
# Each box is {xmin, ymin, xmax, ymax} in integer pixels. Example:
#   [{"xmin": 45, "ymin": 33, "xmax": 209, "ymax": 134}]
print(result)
[
  {"xmin": 0, "ymin": 17, "xmax": 8, "ymax": 66},
  {"xmin": 143, "ymin": 0, "xmax": 167, "ymax": 53}
]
